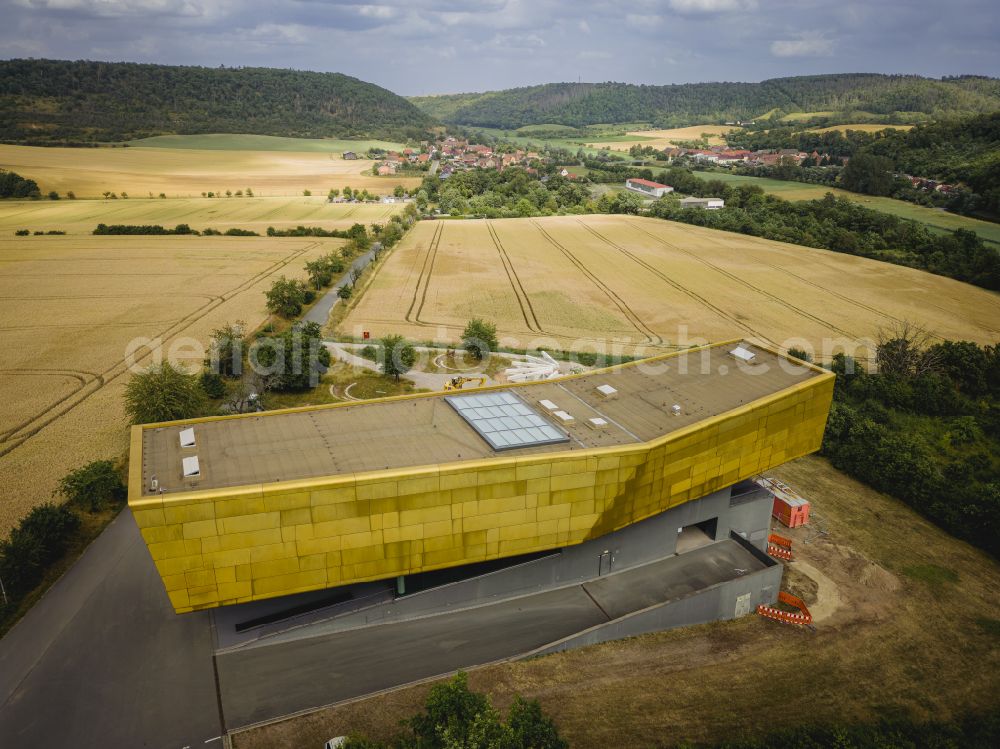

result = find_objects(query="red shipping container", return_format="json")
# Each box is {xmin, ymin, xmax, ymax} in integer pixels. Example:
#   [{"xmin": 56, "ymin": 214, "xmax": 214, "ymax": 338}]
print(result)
[{"xmin": 755, "ymin": 477, "xmax": 810, "ymax": 528}]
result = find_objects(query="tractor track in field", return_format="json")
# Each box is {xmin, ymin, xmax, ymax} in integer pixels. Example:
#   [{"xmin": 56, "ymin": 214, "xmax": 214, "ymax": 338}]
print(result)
[
  {"xmin": 404, "ymin": 221, "xmax": 443, "ymax": 326},
  {"xmin": 757, "ymin": 260, "xmax": 922, "ymax": 334},
  {"xmin": 486, "ymin": 220, "xmax": 543, "ymax": 334},
  {"xmin": 0, "ymin": 369, "xmax": 97, "ymax": 443},
  {"xmin": 0, "ymin": 294, "xmax": 219, "ymax": 302},
  {"xmin": 626, "ymin": 220, "xmax": 859, "ymax": 341},
  {"xmin": 531, "ymin": 220, "xmax": 663, "ymax": 346},
  {"xmin": 576, "ymin": 220, "xmax": 775, "ymax": 346},
  {"xmin": 0, "ymin": 241, "xmax": 320, "ymax": 458}
]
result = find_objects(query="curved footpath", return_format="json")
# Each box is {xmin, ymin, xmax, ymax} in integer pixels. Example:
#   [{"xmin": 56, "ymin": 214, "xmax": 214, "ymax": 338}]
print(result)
[{"xmin": 325, "ymin": 342, "xmax": 578, "ymax": 392}]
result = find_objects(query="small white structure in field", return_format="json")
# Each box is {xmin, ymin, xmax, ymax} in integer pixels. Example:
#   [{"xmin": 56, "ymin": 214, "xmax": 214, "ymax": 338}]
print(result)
[{"xmin": 505, "ymin": 351, "xmax": 561, "ymax": 383}]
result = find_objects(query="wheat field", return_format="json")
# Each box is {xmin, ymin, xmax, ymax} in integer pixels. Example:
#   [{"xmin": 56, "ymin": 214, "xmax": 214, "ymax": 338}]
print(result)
[
  {"xmin": 0, "ymin": 196, "xmax": 403, "ymax": 235},
  {"xmin": 0, "ymin": 234, "xmax": 338, "ymax": 532},
  {"xmin": 341, "ymin": 214, "xmax": 1000, "ymax": 357},
  {"xmin": 0, "ymin": 144, "xmax": 421, "ymax": 198},
  {"xmin": 587, "ymin": 125, "xmax": 738, "ymax": 151}
]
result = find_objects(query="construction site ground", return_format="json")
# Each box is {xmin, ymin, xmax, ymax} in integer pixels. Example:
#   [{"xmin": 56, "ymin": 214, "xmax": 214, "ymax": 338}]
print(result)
[{"xmin": 232, "ymin": 454, "xmax": 1000, "ymax": 749}]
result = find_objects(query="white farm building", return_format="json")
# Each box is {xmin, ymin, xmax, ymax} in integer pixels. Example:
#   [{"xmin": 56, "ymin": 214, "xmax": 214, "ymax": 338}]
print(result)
[
  {"xmin": 624, "ymin": 178, "xmax": 674, "ymax": 198},
  {"xmin": 680, "ymin": 196, "xmax": 725, "ymax": 210}
]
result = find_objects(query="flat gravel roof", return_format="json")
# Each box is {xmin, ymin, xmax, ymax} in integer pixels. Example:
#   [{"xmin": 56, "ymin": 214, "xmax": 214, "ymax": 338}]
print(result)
[{"xmin": 140, "ymin": 341, "xmax": 821, "ymax": 496}]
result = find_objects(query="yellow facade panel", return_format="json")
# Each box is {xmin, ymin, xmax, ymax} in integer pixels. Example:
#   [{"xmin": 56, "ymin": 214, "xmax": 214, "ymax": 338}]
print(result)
[{"xmin": 133, "ymin": 355, "xmax": 834, "ymax": 613}]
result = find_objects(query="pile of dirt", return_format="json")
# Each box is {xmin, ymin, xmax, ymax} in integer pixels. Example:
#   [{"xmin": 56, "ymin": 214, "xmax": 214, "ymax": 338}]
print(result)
[
  {"xmin": 840, "ymin": 551, "xmax": 900, "ymax": 593},
  {"xmin": 858, "ymin": 561, "xmax": 900, "ymax": 593},
  {"xmin": 783, "ymin": 567, "xmax": 820, "ymax": 605}
]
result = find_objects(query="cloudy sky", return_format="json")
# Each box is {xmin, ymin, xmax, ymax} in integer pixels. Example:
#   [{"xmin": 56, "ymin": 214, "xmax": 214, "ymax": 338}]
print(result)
[{"xmin": 2, "ymin": 0, "xmax": 997, "ymax": 95}]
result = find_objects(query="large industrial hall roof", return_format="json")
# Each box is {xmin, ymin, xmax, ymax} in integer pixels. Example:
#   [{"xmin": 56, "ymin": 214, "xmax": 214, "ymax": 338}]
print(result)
[{"xmin": 139, "ymin": 341, "xmax": 823, "ymax": 496}]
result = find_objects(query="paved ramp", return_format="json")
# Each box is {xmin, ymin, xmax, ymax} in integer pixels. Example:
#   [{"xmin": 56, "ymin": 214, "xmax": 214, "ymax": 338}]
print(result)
[
  {"xmin": 217, "ymin": 585, "xmax": 608, "ymax": 727},
  {"xmin": 217, "ymin": 541, "xmax": 767, "ymax": 729}
]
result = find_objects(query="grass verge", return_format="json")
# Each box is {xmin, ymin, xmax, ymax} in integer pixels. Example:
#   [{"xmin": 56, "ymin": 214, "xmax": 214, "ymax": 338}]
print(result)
[{"xmin": 231, "ymin": 455, "xmax": 1000, "ymax": 748}]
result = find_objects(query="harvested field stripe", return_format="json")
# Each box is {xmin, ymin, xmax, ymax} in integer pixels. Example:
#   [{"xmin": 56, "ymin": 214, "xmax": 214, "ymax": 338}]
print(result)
[
  {"xmin": 574, "ymin": 220, "xmax": 773, "ymax": 346},
  {"xmin": 0, "ymin": 241, "xmax": 318, "ymax": 456},
  {"xmin": 626, "ymin": 220, "xmax": 858, "ymax": 340},
  {"xmin": 486, "ymin": 220, "xmax": 543, "ymax": 333},
  {"xmin": 404, "ymin": 221, "xmax": 442, "ymax": 326},
  {"xmin": 530, "ymin": 220, "xmax": 663, "ymax": 346}
]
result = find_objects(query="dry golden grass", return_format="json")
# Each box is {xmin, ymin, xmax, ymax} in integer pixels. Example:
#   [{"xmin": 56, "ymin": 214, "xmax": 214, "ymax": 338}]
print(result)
[
  {"xmin": 809, "ymin": 123, "xmax": 915, "ymax": 134},
  {"xmin": 0, "ymin": 234, "xmax": 338, "ymax": 533},
  {"xmin": 588, "ymin": 125, "xmax": 739, "ymax": 151},
  {"xmin": 232, "ymin": 454, "xmax": 1000, "ymax": 748},
  {"xmin": 0, "ymin": 144, "xmax": 421, "ymax": 198},
  {"xmin": 0, "ymin": 196, "xmax": 403, "ymax": 235},
  {"xmin": 340, "ymin": 215, "xmax": 1000, "ymax": 358}
]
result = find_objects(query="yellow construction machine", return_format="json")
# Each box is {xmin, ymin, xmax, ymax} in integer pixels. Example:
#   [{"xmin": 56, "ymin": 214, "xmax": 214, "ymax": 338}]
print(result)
[{"xmin": 443, "ymin": 376, "xmax": 486, "ymax": 391}]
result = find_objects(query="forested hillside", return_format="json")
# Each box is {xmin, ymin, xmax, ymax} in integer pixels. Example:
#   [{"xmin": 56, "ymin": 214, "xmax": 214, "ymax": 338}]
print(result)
[
  {"xmin": 864, "ymin": 113, "xmax": 1000, "ymax": 202},
  {"xmin": 411, "ymin": 74, "xmax": 1000, "ymax": 129},
  {"xmin": 0, "ymin": 59, "xmax": 434, "ymax": 144}
]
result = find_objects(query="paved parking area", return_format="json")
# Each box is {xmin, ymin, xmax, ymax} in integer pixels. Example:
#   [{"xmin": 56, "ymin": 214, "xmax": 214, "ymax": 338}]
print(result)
[{"xmin": 0, "ymin": 513, "xmax": 221, "ymax": 749}]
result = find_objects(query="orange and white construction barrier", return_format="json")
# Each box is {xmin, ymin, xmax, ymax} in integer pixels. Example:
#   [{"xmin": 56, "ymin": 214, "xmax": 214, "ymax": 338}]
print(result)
[
  {"xmin": 757, "ymin": 591, "xmax": 812, "ymax": 626},
  {"xmin": 767, "ymin": 532, "xmax": 794, "ymax": 560}
]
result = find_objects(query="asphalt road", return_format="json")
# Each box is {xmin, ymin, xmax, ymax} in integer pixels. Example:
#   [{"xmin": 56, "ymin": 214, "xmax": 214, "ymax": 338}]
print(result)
[
  {"xmin": 0, "ymin": 513, "xmax": 221, "ymax": 749},
  {"xmin": 216, "ymin": 585, "xmax": 609, "ymax": 728},
  {"xmin": 302, "ymin": 247, "xmax": 376, "ymax": 327}
]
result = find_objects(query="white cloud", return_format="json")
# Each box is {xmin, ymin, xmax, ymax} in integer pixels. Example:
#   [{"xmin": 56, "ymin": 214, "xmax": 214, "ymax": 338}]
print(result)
[
  {"xmin": 484, "ymin": 32, "xmax": 546, "ymax": 50},
  {"xmin": 625, "ymin": 13, "xmax": 663, "ymax": 30},
  {"xmin": 668, "ymin": 0, "xmax": 757, "ymax": 14},
  {"xmin": 578, "ymin": 19, "xmax": 591, "ymax": 33},
  {"xmin": 357, "ymin": 5, "xmax": 397, "ymax": 20},
  {"xmin": 770, "ymin": 33, "xmax": 834, "ymax": 57},
  {"xmin": 245, "ymin": 22, "xmax": 310, "ymax": 44},
  {"xmin": 13, "ymin": 0, "xmax": 209, "ymax": 17}
]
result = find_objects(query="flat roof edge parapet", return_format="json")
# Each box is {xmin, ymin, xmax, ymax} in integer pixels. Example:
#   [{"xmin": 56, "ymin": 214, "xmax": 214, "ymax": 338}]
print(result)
[{"xmin": 132, "ymin": 339, "xmax": 833, "ymax": 501}]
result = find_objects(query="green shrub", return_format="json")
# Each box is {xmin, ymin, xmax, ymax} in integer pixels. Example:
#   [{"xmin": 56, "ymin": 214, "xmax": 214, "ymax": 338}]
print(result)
[
  {"xmin": 57, "ymin": 460, "xmax": 126, "ymax": 512},
  {"xmin": 14, "ymin": 229, "xmax": 29, "ymax": 236},
  {"xmin": 0, "ymin": 503, "xmax": 80, "ymax": 598},
  {"xmin": 199, "ymin": 371, "xmax": 227, "ymax": 399},
  {"xmin": 461, "ymin": 318, "xmax": 498, "ymax": 360}
]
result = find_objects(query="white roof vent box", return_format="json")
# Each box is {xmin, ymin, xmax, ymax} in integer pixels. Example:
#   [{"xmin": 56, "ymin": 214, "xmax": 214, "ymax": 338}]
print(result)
[
  {"xmin": 179, "ymin": 427, "xmax": 196, "ymax": 448},
  {"xmin": 596, "ymin": 383, "xmax": 618, "ymax": 398},
  {"xmin": 729, "ymin": 345, "xmax": 757, "ymax": 363},
  {"xmin": 182, "ymin": 455, "xmax": 201, "ymax": 479}
]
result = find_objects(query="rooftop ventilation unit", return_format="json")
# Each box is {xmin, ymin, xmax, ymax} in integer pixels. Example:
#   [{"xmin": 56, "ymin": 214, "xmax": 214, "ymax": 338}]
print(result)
[
  {"xmin": 179, "ymin": 427, "xmax": 196, "ymax": 448},
  {"xmin": 729, "ymin": 345, "xmax": 756, "ymax": 363},
  {"xmin": 596, "ymin": 384, "xmax": 618, "ymax": 397},
  {"xmin": 539, "ymin": 399, "xmax": 559, "ymax": 411},
  {"xmin": 553, "ymin": 410, "xmax": 574, "ymax": 422},
  {"xmin": 587, "ymin": 417, "xmax": 609, "ymax": 429},
  {"xmin": 671, "ymin": 404, "xmax": 682, "ymax": 416},
  {"xmin": 182, "ymin": 455, "xmax": 201, "ymax": 479}
]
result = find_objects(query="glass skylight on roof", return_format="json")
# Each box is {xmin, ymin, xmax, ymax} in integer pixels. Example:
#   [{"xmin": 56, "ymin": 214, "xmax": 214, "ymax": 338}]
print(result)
[{"xmin": 445, "ymin": 391, "xmax": 570, "ymax": 451}]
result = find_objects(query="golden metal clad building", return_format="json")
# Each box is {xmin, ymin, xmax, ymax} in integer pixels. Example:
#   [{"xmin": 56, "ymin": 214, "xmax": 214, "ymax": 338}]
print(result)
[{"xmin": 129, "ymin": 341, "xmax": 834, "ymax": 614}]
